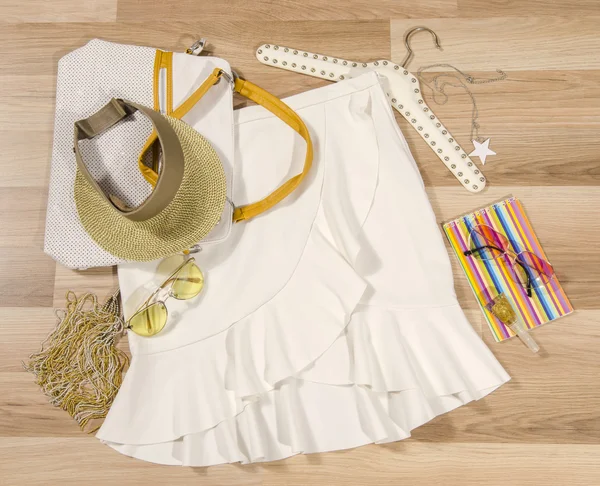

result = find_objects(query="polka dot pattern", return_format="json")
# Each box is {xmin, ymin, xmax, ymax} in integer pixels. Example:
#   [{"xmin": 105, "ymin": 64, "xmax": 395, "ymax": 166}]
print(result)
[{"xmin": 45, "ymin": 39, "xmax": 156, "ymax": 269}]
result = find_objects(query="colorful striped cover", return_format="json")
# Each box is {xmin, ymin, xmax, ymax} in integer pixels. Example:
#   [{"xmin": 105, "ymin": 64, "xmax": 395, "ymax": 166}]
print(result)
[{"xmin": 443, "ymin": 197, "xmax": 573, "ymax": 342}]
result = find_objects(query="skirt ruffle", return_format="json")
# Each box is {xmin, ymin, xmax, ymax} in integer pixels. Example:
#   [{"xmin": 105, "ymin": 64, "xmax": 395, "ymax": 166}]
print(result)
[{"xmin": 98, "ymin": 302, "xmax": 508, "ymax": 465}]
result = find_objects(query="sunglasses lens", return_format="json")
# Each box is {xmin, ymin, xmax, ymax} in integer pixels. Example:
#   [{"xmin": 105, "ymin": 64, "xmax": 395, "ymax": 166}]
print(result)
[
  {"xmin": 514, "ymin": 251, "xmax": 555, "ymax": 287},
  {"xmin": 171, "ymin": 261, "xmax": 204, "ymax": 300},
  {"xmin": 469, "ymin": 225, "xmax": 509, "ymax": 261},
  {"xmin": 155, "ymin": 254, "xmax": 187, "ymax": 284},
  {"xmin": 128, "ymin": 302, "xmax": 167, "ymax": 337}
]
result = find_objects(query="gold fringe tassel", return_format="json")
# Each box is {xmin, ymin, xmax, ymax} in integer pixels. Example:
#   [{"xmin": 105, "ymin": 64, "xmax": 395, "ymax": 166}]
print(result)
[{"xmin": 24, "ymin": 290, "xmax": 129, "ymax": 433}]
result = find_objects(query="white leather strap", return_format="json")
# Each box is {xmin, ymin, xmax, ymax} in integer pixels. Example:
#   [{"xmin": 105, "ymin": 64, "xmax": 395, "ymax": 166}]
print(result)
[{"xmin": 255, "ymin": 44, "xmax": 486, "ymax": 193}]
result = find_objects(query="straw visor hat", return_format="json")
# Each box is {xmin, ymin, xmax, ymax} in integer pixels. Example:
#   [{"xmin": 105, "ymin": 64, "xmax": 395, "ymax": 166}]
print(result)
[{"xmin": 73, "ymin": 98, "xmax": 226, "ymax": 261}]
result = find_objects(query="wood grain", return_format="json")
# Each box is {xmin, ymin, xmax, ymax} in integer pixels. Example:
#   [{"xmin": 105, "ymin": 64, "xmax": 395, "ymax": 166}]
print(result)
[
  {"xmin": 0, "ymin": 188, "xmax": 48, "ymax": 247},
  {"xmin": 1, "ymin": 0, "xmax": 599, "ymax": 484},
  {"xmin": 0, "ymin": 249, "xmax": 55, "ymax": 307},
  {"xmin": 116, "ymin": 0, "xmax": 458, "ymax": 22},
  {"xmin": 458, "ymin": 0, "xmax": 600, "ymax": 17},
  {"xmin": 0, "ymin": 76, "xmax": 57, "ymax": 132},
  {"xmin": 0, "ymin": 0, "xmax": 117, "ymax": 23},
  {"xmin": 391, "ymin": 17, "xmax": 600, "ymax": 72},
  {"xmin": 0, "ymin": 372, "xmax": 83, "ymax": 437},
  {"xmin": 1, "ymin": 308, "xmax": 59, "ymax": 372},
  {"xmin": 0, "ymin": 130, "xmax": 54, "ymax": 187},
  {"xmin": 0, "ymin": 439, "xmax": 598, "ymax": 485},
  {"xmin": 0, "ymin": 21, "xmax": 391, "ymax": 76}
]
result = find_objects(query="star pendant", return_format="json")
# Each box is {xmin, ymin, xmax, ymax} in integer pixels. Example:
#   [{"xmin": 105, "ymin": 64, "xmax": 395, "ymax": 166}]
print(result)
[{"xmin": 468, "ymin": 138, "xmax": 496, "ymax": 165}]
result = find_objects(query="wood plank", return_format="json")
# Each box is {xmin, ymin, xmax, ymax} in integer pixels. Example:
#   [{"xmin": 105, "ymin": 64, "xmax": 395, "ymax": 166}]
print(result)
[
  {"xmin": 0, "ymin": 130, "xmax": 53, "ymax": 188},
  {"xmin": 0, "ymin": 74, "xmax": 54, "ymax": 188},
  {"xmin": 459, "ymin": 0, "xmax": 600, "ymax": 17},
  {"xmin": 0, "ymin": 439, "xmax": 598, "ymax": 485},
  {"xmin": 0, "ymin": 249, "xmax": 55, "ymax": 307},
  {"xmin": 53, "ymin": 264, "xmax": 118, "ymax": 307},
  {"xmin": 3, "ymin": 307, "xmax": 130, "ymax": 372},
  {"xmin": 1, "ymin": 0, "xmax": 117, "ymax": 23},
  {"xmin": 0, "ymin": 188, "xmax": 48, "ymax": 247},
  {"xmin": 0, "ymin": 75, "xmax": 56, "ymax": 132},
  {"xmin": 0, "ymin": 308, "xmax": 56, "ymax": 372},
  {"xmin": 116, "ymin": 0, "xmax": 458, "ymax": 22},
  {"xmin": 391, "ymin": 18, "xmax": 600, "ymax": 71},
  {"xmin": 0, "ymin": 373, "xmax": 82, "ymax": 437}
]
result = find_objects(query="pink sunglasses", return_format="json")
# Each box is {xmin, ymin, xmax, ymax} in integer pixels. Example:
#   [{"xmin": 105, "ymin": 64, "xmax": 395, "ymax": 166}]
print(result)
[{"xmin": 464, "ymin": 224, "xmax": 555, "ymax": 297}]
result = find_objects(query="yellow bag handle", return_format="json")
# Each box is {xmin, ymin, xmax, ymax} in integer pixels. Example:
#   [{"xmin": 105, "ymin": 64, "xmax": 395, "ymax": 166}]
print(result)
[{"xmin": 138, "ymin": 68, "xmax": 313, "ymax": 223}]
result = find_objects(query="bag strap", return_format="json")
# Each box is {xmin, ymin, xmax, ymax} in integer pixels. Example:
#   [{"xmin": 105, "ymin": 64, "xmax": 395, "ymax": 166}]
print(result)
[{"xmin": 138, "ymin": 68, "xmax": 313, "ymax": 224}]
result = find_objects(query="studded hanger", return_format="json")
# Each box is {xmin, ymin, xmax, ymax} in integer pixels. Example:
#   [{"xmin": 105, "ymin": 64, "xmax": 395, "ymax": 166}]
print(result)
[{"xmin": 254, "ymin": 32, "xmax": 487, "ymax": 193}]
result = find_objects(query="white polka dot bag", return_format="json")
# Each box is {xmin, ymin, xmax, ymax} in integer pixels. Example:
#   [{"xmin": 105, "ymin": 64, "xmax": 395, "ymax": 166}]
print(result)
[{"xmin": 45, "ymin": 39, "xmax": 236, "ymax": 269}]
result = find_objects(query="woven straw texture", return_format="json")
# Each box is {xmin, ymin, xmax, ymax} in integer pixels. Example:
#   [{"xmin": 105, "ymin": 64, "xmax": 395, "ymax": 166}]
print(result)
[{"xmin": 74, "ymin": 115, "xmax": 227, "ymax": 261}]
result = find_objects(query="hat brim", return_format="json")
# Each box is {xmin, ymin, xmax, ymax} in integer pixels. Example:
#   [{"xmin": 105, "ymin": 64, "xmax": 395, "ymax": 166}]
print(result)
[{"xmin": 75, "ymin": 115, "xmax": 227, "ymax": 261}]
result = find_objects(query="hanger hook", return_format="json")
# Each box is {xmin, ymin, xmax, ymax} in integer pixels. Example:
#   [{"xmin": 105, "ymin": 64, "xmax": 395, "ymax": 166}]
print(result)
[{"xmin": 401, "ymin": 26, "xmax": 443, "ymax": 69}]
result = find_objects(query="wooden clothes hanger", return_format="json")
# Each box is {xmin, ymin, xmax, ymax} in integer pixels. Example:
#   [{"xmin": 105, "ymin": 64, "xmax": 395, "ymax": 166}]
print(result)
[{"xmin": 255, "ymin": 27, "xmax": 487, "ymax": 193}]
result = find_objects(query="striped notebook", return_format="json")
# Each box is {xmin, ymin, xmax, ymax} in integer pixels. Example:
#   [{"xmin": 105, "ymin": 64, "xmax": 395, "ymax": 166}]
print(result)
[{"xmin": 443, "ymin": 197, "xmax": 573, "ymax": 342}]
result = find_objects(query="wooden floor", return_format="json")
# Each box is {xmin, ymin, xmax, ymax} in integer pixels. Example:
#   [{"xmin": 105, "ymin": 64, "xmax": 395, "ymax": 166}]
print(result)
[{"xmin": 1, "ymin": 1, "xmax": 599, "ymax": 484}]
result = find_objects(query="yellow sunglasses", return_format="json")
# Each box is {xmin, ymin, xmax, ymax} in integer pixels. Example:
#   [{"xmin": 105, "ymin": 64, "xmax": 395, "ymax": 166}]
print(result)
[{"xmin": 126, "ymin": 257, "xmax": 204, "ymax": 337}]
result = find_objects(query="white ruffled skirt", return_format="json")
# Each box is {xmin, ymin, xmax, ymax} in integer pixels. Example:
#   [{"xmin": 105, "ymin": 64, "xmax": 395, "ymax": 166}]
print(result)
[{"xmin": 97, "ymin": 72, "xmax": 510, "ymax": 466}]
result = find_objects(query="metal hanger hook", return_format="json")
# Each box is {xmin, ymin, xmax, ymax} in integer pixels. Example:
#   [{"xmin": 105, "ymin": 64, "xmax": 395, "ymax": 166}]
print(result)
[{"xmin": 401, "ymin": 26, "xmax": 443, "ymax": 69}]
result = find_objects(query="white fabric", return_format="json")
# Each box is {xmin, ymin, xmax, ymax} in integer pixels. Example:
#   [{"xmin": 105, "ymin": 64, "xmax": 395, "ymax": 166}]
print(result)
[
  {"xmin": 97, "ymin": 72, "xmax": 510, "ymax": 466},
  {"xmin": 44, "ymin": 39, "xmax": 234, "ymax": 269}
]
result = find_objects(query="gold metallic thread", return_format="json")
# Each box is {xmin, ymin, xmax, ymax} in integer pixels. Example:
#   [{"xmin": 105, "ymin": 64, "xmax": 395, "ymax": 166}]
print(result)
[{"xmin": 24, "ymin": 290, "xmax": 129, "ymax": 433}]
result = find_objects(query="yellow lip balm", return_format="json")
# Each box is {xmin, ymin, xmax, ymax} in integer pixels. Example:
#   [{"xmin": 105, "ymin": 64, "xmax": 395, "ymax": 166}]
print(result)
[{"xmin": 485, "ymin": 293, "xmax": 540, "ymax": 353}]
